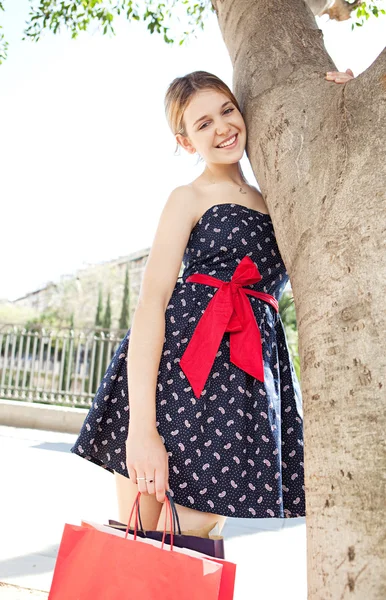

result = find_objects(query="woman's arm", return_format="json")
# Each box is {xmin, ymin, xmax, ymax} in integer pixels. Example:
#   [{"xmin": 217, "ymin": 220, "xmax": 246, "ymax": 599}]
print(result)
[
  {"xmin": 127, "ymin": 184, "xmax": 196, "ymax": 425},
  {"xmin": 125, "ymin": 184, "xmax": 197, "ymax": 501}
]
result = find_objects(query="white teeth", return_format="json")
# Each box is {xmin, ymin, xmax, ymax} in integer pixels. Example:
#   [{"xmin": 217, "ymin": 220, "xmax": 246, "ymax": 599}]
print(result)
[{"xmin": 218, "ymin": 135, "xmax": 236, "ymax": 148}]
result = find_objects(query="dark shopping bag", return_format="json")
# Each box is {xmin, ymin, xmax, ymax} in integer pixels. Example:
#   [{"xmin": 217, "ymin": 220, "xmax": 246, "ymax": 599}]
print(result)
[{"xmin": 107, "ymin": 491, "xmax": 225, "ymax": 559}]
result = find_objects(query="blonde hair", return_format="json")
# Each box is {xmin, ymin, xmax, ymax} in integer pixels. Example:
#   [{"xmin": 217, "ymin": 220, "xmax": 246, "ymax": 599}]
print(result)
[{"xmin": 164, "ymin": 71, "xmax": 241, "ymax": 155}]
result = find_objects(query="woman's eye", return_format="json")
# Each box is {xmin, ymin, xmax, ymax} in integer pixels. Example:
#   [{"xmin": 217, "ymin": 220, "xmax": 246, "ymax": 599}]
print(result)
[{"xmin": 199, "ymin": 108, "xmax": 234, "ymax": 130}]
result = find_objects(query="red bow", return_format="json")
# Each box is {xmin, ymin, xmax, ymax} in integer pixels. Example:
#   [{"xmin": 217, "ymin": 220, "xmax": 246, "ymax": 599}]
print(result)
[{"xmin": 179, "ymin": 256, "xmax": 279, "ymax": 399}]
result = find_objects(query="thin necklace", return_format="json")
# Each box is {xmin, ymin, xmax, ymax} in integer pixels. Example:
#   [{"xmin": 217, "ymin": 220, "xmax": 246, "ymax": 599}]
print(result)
[{"xmin": 208, "ymin": 178, "xmax": 248, "ymax": 195}]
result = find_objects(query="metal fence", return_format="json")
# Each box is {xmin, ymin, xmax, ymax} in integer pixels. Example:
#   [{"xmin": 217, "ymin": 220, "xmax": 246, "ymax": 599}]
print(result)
[
  {"xmin": 0, "ymin": 324, "xmax": 126, "ymax": 407},
  {"xmin": 0, "ymin": 322, "xmax": 300, "ymax": 408}
]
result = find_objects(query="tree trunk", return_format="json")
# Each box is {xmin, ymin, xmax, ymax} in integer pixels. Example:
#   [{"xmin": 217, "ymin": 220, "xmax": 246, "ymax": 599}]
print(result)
[{"xmin": 213, "ymin": 0, "xmax": 386, "ymax": 597}]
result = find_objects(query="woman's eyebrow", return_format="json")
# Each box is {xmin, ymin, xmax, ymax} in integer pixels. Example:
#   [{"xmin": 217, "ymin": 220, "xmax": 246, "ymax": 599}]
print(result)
[{"xmin": 193, "ymin": 101, "xmax": 233, "ymax": 127}]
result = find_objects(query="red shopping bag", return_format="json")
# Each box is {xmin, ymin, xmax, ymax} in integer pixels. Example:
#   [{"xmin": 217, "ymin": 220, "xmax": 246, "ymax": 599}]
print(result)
[
  {"xmin": 81, "ymin": 522, "xmax": 236, "ymax": 600},
  {"xmin": 81, "ymin": 492, "xmax": 236, "ymax": 600},
  {"xmin": 103, "ymin": 491, "xmax": 236, "ymax": 600},
  {"xmin": 49, "ymin": 494, "xmax": 223, "ymax": 600},
  {"xmin": 206, "ymin": 556, "xmax": 236, "ymax": 600}
]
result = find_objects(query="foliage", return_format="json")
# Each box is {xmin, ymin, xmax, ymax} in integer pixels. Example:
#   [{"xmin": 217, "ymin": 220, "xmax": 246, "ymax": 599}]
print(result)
[
  {"xmin": 101, "ymin": 291, "xmax": 112, "ymax": 372},
  {"xmin": 279, "ymin": 290, "xmax": 301, "ymax": 381},
  {"xmin": 2, "ymin": 367, "xmax": 31, "ymax": 390},
  {"xmin": 61, "ymin": 312, "xmax": 74, "ymax": 391},
  {"xmin": 353, "ymin": 0, "xmax": 386, "ymax": 28},
  {"xmin": 22, "ymin": 0, "xmax": 212, "ymax": 46},
  {"xmin": 3, "ymin": 308, "xmax": 65, "ymax": 357},
  {"xmin": 0, "ymin": 2, "xmax": 7, "ymax": 64},
  {"xmin": 103, "ymin": 291, "xmax": 112, "ymax": 330},
  {"xmin": 95, "ymin": 285, "xmax": 103, "ymax": 327},
  {"xmin": 92, "ymin": 286, "xmax": 103, "ymax": 393},
  {"xmin": 0, "ymin": 302, "xmax": 39, "ymax": 325},
  {"xmin": 279, "ymin": 290, "xmax": 297, "ymax": 332},
  {"xmin": 24, "ymin": 308, "xmax": 63, "ymax": 330},
  {"xmin": 119, "ymin": 265, "xmax": 130, "ymax": 331},
  {"xmin": 0, "ymin": 0, "xmax": 381, "ymax": 65}
]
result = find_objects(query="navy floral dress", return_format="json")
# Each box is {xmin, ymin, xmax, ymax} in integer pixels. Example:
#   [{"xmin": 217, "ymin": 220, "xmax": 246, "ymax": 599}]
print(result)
[{"xmin": 71, "ymin": 203, "xmax": 305, "ymax": 519}]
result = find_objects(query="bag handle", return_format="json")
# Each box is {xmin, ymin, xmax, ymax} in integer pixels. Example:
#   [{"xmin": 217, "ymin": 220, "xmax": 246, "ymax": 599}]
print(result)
[
  {"xmin": 125, "ymin": 492, "xmax": 175, "ymax": 550},
  {"xmin": 128, "ymin": 490, "xmax": 182, "ymax": 536},
  {"xmin": 166, "ymin": 490, "xmax": 182, "ymax": 535}
]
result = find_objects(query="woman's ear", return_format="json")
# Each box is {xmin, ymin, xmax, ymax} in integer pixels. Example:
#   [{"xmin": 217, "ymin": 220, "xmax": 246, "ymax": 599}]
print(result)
[{"xmin": 175, "ymin": 134, "xmax": 196, "ymax": 155}]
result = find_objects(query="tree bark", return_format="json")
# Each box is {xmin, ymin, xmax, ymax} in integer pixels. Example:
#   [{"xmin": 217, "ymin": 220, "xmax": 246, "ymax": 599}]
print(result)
[{"xmin": 213, "ymin": 0, "xmax": 386, "ymax": 597}]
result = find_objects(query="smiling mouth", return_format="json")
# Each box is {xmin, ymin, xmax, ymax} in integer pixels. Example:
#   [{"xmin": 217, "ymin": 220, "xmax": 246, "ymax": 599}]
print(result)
[{"xmin": 216, "ymin": 133, "xmax": 238, "ymax": 149}]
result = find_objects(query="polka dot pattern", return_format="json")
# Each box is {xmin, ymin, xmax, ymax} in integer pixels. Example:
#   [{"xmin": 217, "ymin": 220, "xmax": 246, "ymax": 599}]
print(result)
[{"xmin": 71, "ymin": 203, "xmax": 305, "ymax": 519}]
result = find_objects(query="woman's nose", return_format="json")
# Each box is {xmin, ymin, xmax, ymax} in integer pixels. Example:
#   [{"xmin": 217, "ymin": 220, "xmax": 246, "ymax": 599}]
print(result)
[{"xmin": 215, "ymin": 121, "xmax": 231, "ymax": 136}]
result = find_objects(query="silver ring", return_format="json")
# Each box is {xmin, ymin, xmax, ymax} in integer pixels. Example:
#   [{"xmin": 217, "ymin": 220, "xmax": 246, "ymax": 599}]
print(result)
[{"xmin": 137, "ymin": 477, "xmax": 146, "ymax": 480}]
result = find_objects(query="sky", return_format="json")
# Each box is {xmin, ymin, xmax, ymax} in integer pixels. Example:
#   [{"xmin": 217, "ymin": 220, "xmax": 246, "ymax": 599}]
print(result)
[{"xmin": 0, "ymin": 2, "xmax": 385, "ymax": 302}]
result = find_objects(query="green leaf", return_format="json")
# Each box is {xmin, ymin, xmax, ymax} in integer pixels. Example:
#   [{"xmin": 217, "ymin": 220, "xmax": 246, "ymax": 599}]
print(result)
[{"xmin": 0, "ymin": 0, "xmax": 383, "ymax": 64}]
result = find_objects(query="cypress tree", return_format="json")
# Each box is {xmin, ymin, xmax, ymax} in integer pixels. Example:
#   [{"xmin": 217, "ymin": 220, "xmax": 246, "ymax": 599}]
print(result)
[
  {"xmin": 103, "ymin": 292, "xmax": 112, "ymax": 330},
  {"xmin": 101, "ymin": 292, "xmax": 112, "ymax": 372},
  {"xmin": 95, "ymin": 285, "xmax": 103, "ymax": 327},
  {"xmin": 62, "ymin": 313, "xmax": 74, "ymax": 396},
  {"xmin": 119, "ymin": 265, "xmax": 130, "ymax": 331},
  {"xmin": 92, "ymin": 287, "xmax": 103, "ymax": 393}
]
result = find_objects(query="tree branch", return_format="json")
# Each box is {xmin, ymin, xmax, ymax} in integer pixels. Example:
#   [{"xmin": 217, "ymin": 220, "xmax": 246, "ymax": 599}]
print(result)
[
  {"xmin": 354, "ymin": 45, "xmax": 386, "ymax": 99},
  {"xmin": 216, "ymin": 0, "xmax": 337, "ymax": 96}
]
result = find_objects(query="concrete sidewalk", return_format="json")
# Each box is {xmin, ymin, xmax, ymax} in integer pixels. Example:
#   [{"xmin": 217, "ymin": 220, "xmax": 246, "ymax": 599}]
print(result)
[
  {"xmin": 0, "ymin": 426, "xmax": 307, "ymax": 599},
  {"xmin": 0, "ymin": 584, "xmax": 47, "ymax": 599}
]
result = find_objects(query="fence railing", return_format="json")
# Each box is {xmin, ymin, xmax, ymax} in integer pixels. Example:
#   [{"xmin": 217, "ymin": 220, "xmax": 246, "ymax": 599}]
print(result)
[
  {"xmin": 0, "ymin": 322, "xmax": 300, "ymax": 409},
  {"xmin": 0, "ymin": 324, "xmax": 127, "ymax": 407}
]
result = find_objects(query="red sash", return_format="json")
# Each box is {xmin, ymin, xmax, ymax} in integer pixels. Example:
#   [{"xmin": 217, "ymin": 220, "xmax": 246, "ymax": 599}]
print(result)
[{"xmin": 179, "ymin": 256, "xmax": 279, "ymax": 399}]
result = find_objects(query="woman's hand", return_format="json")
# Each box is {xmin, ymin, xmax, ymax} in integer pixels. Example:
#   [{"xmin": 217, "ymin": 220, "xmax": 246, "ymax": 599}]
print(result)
[
  {"xmin": 125, "ymin": 426, "xmax": 169, "ymax": 503},
  {"xmin": 325, "ymin": 68, "xmax": 354, "ymax": 83}
]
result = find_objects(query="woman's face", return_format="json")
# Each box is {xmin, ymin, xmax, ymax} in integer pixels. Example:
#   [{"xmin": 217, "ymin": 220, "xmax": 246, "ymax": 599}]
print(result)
[{"xmin": 176, "ymin": 89, "xmax": 247, "ymax": 165}]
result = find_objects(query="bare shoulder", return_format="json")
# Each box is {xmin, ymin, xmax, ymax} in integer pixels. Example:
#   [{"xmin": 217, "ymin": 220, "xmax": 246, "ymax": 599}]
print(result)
[
  {"xmin": 162, "ymin": 184, "xmax": 198, "ymax": 228},
  {"xmin": 139, "ymin": 184, "xmax": 199, "ymax": 308},
  {"xmin": 167, "ymin": 183, "xmax": 197, "ymax": 208}
]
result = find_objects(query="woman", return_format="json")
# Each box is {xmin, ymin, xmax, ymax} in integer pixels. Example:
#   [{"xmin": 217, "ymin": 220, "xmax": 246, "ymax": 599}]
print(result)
[{"xmin": 71, "ymin": 68, "xmax": 354, "ymax": 535}]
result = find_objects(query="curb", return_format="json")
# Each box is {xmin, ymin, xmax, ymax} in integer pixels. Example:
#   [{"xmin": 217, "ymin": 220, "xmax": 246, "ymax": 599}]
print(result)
[
  {"xmin": 0, "ymin": 399, "xmax": 87, "ymax": 434},
  {"xmin": 0, "ymin": 583, "xmax": 48, "ymax": 599}
]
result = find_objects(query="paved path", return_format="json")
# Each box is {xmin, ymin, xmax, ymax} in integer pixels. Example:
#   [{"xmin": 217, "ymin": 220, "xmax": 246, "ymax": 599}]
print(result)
[
  {"xmin": 0, "ymin": 426, "xmax": 307, "ymax": 599},
  {"xmin": 0, "ymin": 584, "xmax": 47, "ymax": 599}
]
